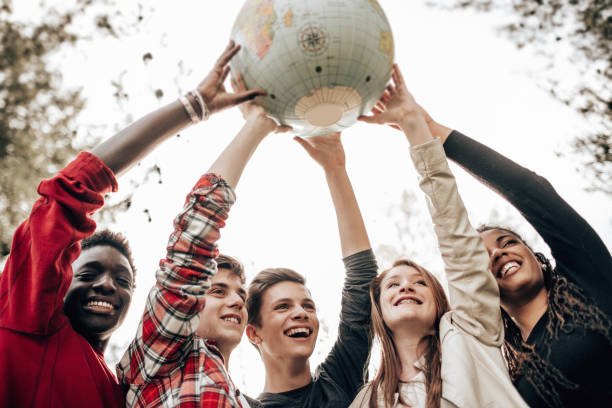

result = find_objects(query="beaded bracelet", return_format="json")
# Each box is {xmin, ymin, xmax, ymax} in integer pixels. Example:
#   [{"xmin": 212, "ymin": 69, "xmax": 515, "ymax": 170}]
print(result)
[
  {"xmin": 190, "ymin": 90, "xmax": 210, "ymax": 121},
  {"xmin": 179, "ymin": 95, "xmax": 199, "ymax": 124}
]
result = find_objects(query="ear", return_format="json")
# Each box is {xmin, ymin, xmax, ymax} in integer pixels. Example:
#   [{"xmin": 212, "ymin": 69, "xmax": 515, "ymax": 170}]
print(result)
[
  {"xmin": 246, "ymin": 324, "xmax": 262, "ymax": 345},
  {"xmin": 534, "ymin": 252, "xmax": 548, "ymax": 268}
]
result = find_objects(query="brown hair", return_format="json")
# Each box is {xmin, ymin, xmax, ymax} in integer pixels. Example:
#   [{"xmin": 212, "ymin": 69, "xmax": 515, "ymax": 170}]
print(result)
[
  {"xmin": 246, "ymin": 267, "xmax": 306, "ymax": 327},
  {"xmin": 216, "ymin": 253, "xmax": 245, "ymax": 285},
  {"xmin": 368, "ymin": 259, "xmax": 450, "ymax": 408},
  {"xmin": 478, "ymin": 225, "xmax": 612, "ymax": 407}
]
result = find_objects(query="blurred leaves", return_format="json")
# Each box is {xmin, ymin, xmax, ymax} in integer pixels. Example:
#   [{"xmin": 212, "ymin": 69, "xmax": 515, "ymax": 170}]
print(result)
[
  {"xmin": 431, "ymin": 0, "xmax": 611, "ymax": 194},
  {"xmin": 0, "ymin": 0, "xmax": 148, "ymax": 255}
]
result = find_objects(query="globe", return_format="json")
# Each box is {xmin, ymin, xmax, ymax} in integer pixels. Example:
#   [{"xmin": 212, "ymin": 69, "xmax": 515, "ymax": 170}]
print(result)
[{"xmin": 230, "ymin": 0, "xmax": 395, "ymax": 136}]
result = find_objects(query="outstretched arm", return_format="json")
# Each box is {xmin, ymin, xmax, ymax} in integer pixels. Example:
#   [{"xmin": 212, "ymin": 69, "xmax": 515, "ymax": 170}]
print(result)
[
  {"xmin": 360, "ymin": 65, "xmax": 503, "ymax": 344},
  {"xmin": 295, "ymin": 132, "xmax": 377, "ymax": 399},
  {"xmin": 294, "ymin": 132, "xmax": 370, "ymax": 257},
  {"xmin": 443, "ymin": 130, "xmax": 612, "ymax": 317},
  {"xmin": 92, "ymin": 41, "xmax": 264, "ymax": 176},
  {"xmin": 118, "ymin": 73, "xmax": 286, "ymax": 388},
  {"xmin": 0, "ymin": 41, "xmax": 260, "ymax": 336}
]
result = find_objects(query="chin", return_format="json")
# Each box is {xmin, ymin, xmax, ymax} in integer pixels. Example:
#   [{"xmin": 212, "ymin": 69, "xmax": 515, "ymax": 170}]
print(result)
[
  {"xmin": 82, "ymin": 319, "xmax": 119, "ymax": 335},
  {"xmin": 221, "ymin": 333, "xmax": 244, "ymax": 348}
]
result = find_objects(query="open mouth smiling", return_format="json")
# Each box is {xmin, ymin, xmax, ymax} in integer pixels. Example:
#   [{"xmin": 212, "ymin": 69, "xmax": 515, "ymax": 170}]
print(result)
[
  {"xmin": 394, "ymin": 296, "xmax": 422, "ymax": 306},
  {"xmin": 221, "ymin": 314, "xmax": 242, "ymax": 325},
  {"xmin": 82, "ymin": 298, "xmax": 116, "ymax": 315},
  {"xmin": 497, "ymin": 261, "xmax": 521, "ymax": 279},
  {"xmin": 284, "ymin": 327, "xmax": 313, "ymax": 339}
]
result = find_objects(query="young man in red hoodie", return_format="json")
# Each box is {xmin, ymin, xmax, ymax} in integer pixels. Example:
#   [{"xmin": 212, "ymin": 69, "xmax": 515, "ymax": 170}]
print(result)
[{"xmin": 0, "ymin": 41, "xmax": 261, "ymax": 408}]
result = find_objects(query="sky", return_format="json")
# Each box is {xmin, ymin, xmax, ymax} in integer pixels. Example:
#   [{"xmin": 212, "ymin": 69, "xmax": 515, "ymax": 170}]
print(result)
[{"xmin": 12, "ymin": 0, "xmax": 612, "ymax": 397}]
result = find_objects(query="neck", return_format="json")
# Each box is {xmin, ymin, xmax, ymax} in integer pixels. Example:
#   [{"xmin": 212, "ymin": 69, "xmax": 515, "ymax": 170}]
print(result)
[
  {"xmin": 218, "ymin": 345, "xmax": 232, "ymax": 370},
  {"xmin": 85, "ymin": 333, "xmax": 109, "ymax": 353},
  {"xmin": 393, "ymin": 330, "xmax": 427, "ymax": 381},
  {"xmin": 262, "ymin": 355, "xmax": 312, "ymax": 393},
  {"xmin": 504, "ymin": 286, "xmax": 549, "ymax": 340}
]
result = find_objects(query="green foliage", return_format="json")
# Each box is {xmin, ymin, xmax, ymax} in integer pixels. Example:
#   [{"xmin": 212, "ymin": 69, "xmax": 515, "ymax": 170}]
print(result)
[
  {"xmin": 0, "ymin": 2, "xmax": 85, "ymax": 255},
  {"xmin": 0, "ymin": 0, "xmax": 147, "ymax": 255},
  {"xmin": 432, "ymin": 0, "xmax": 611, "ymax": 194}
]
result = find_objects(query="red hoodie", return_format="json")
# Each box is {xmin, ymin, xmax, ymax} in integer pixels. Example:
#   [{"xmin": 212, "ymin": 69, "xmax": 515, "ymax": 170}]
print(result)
[{"xmin": 0, "ymin": 152, "xmax": 125, "ymax": 407}]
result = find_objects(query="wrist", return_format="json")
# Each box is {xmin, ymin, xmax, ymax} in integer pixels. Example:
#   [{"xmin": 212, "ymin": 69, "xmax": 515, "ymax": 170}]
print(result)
[
  {"xmin": 324, "ymin": 163, "xmax": 348, "ymax": 178},
  {"xmin": 429, "ymin": 121, "xmax": 453, "ymax": 144},
  {"xmin": 245, "ymin": 113, "xmax": 274, "ymax": 137},
  {"xmin": 398, "ymin": 110, "xmax": 426, "ymax": 132},
  {"xmin": 244, "ymin": 115, "xmax": 274, "ymax": 139}
]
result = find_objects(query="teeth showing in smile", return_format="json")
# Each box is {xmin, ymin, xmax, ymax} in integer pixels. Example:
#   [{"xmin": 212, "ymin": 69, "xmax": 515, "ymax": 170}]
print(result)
[
  {"xmin": 84, "ymin": 300, "xmax": 114, "ymax": 314},
  {"xmin": 395, "ymin": 297, "xmax": 422, "ymax": 306},
  {"xmin": 398, "ymin": 299, "xmax": 420, "ymax": 305},
  {"xmin": 500, "ymin": 261, "xmax": 520, "ymax": 278},
  {"xmin": 222, "ymin": 316, "xmax": 240, "ymax": 324},
  {"xmin": 285, "ymin": 327, "xmax": 311, "ymax": 338}
]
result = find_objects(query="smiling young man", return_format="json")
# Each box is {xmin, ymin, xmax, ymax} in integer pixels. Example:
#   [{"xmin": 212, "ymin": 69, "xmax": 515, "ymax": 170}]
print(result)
[
  {"xmin": 198, "ymin": 254, "xmax": 248, "ymax": 363},
  {"xmin": 0, "ymin": 41, "xmax": 262, "ymax": 408},
  {"xmin": 245, "ymin": 132, "xmax": 378, "ymax": 408},
  {"xmin": 117, "ymin": 70, "xmax": 288, "ymax": 408},
  {"xmin": 64, "ymin": 230, "xmax": 136, "ymax": 352}
]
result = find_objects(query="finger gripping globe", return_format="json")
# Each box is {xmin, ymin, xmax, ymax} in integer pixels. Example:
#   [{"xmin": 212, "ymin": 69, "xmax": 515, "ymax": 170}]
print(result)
[{"xmin": 230, "ymin": 0, "xmax": 394, "ymax": 136}]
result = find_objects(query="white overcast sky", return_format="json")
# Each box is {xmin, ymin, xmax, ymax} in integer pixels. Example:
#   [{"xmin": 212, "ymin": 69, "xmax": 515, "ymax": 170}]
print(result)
[{"xmin": 12, "ymin": 0, "xmax": 612, "ymax": 396}]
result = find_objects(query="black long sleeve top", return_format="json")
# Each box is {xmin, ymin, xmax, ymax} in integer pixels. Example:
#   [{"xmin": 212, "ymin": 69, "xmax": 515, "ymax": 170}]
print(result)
[
  {"xmin": 444, "ymin": 130, "xmax": 612, "ymax": 407},
  {"xmin": 257, "ymin": 249, "xmax": 377, "ymax": 408}
]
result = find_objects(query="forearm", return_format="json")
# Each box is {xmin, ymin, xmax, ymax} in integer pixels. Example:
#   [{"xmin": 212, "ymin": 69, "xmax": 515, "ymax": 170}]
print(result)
[
  {"xmin": 118, "ymin": 176, "xmax": 235, "ymax": 384},
  {"xmin": 428, "ymin": 120, "xmax": 453, "ymax": 144},
  {"xmin": 399, "ymin": 113, "xmax": 435, "ymax": 147},
  {"xmin": 410, "ymin": 140, "xmax": 502, "ymax": 343},
  {"xmin": 324, "ymin": 167, "xmax": 371, "ymax": 257},
  {"xmin": 207, "ymin": 115, "xmax": 271, "ymax": 188},
  {"xmin": 91, "ymin": 98, "xmax": 193, "ymax": 176}
]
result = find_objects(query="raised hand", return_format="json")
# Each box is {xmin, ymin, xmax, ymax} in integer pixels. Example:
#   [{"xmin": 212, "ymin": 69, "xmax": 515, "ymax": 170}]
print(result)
[
  {"xmin": 294, "ymin": 132, "xmax": 346, "ymax": 172},
  {"xmin": 231, "ymin": 70, "xmax": 292, "ymax": 135},
  {"xmin": 359, "ymin": 64, "xmax": 453, "ymax": 142},
  {"xmin": 196, "ymin": 41, "xmax": 266, "ymax": 114},
  {"xmin": 358, "ymin": 64, "xmax": 423, "ymax": 129}
]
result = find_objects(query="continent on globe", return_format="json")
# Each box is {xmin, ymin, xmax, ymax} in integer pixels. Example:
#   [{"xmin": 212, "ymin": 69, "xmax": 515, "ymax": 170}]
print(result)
[
  {"xmin": 379, "ymin": 30, "xmax": 394, "ymax": 61},
  {"xmin": 284, "ymin": 8, "xmax": 292, "ymax": 27},
  {"xmin": 235, "ymin": 0, "xmax": 277, "ymax": 60},
  {"xmin": 231, "ymin": 0, "xmax": 395, "ymax": 136}
]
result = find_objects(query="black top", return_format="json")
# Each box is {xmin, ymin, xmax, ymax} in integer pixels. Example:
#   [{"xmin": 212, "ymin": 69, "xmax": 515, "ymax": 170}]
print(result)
[
  {"xmin": 444, "ymin": 130, "xmax": 612, "ymax": 407},
  {"xmin": 256, "ymin": 249, "xmax": 378, "ymax": 408}
]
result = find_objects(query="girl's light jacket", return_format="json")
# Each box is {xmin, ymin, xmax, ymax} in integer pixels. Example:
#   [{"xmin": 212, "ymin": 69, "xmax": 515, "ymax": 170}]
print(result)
[{"xmin": 350, "ymin": 140, "xmax": 528, "ymax": 408}]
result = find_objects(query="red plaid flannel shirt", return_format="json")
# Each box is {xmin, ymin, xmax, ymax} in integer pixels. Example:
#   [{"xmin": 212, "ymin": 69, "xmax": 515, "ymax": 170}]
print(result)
[{"xmin": 117, "ymin": 174, "xmax": 246, "ymax": 408}]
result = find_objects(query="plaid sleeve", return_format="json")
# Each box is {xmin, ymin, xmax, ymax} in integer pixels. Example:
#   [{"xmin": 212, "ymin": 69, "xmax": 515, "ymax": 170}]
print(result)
[{"xmin": 117, "ymin": 174, "xmax": 236, "ymax": 385}]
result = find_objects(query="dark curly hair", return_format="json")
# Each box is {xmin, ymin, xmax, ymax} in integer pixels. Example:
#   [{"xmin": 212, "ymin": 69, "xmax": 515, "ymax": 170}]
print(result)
[{"xmin": 478, "ymin": 225, "xmax": 611, "ymax": 407}]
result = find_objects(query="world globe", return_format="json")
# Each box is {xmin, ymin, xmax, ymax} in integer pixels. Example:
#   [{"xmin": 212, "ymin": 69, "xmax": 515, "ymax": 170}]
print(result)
[{"xmin": 230, "ymin": 0, "xmax": 395, "ymax": 136}]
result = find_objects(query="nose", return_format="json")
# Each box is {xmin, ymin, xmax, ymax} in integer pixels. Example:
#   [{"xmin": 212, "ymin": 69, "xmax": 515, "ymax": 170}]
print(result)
[
  {"xmin": 490, "ymin": 247, "xmax": 507, "ymax": 268},
  {"xmin": 291, "ymin": 305, "xmax": 309, "ymax": 320},
  {"xmin": 399, "ymin": 281, "xmax": 416, "ymax": 293},
  {"xmin": 92, "ymin": 271, "xmax": 117, "ymax": 294},
  {"xmin": 227, "ymin": 292, "xmax": 245, "ymax": 309}
]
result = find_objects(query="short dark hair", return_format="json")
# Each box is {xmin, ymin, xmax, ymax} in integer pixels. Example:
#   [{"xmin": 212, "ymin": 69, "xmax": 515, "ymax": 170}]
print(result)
[
  {"xmin": 216, "ymin": 253, "xmax": 245, "ymax": 284},
  {"xmin": 81, "ymin": 229, "xmax": 136, "ymax": 281},
  {"xmin": 246, "ymin": 267, "xmax": 306, "ymax": 327}
]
